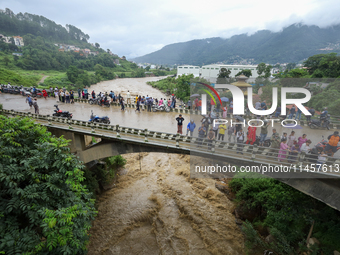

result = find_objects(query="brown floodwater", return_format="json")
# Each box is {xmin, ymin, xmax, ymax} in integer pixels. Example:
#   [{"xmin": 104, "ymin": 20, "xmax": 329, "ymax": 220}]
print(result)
[{"xmin": 87, "ymin": 153, "xmax": 245, "ymax": 255}]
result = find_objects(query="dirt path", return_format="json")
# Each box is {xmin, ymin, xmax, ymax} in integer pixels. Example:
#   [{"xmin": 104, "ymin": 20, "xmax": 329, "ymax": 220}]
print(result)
[
  {"xmin": 87, "ymin": 153, "xmax": 245, "ymax": 255},
  {"xmin": 38, "ymin": 75, "xmax": 49, "ymax": 84}
]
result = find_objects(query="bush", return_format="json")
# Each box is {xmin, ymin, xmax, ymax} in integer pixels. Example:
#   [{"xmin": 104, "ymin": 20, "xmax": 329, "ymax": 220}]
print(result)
[
  {"xmin": 230, "ymin": 172, "xmax": 340, "ymax": 254},
  {"xmin": 0, "ymin": 116, "xmax": 96, "ymax": 254}
]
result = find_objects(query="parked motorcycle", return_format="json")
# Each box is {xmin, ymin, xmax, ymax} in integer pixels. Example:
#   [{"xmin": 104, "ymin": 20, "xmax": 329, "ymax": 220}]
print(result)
[
  {"xmin": 98, "ymin": 98, "xmax": 111, "ymax": 107},
  {"xmin": 20, "ymin": 87, "xmax": 31, "ymax": 96},
  {"xmin": 308, "ymin": 115, "xmax": 330, "ymax": 130},
  {"xmin": 152, "ymin": 104, "xmax": 170, "ymax": 112},
  {"xmin": 52, "ymin": 105, "xmax": 73, "ymax": 119},
  {"xmin": 89, "ymin": 110, "xmax": 110, "ymax": 124},
  {"xmin": 89, "ymin": 96, "xmax": 101, "ymax": 105},
  {"xmin": 9, "ymin": 86, "xmax": 21, "ymax": 94}
]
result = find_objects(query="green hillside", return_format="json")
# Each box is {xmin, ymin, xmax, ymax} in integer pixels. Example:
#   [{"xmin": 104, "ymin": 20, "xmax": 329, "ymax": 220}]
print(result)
[
  {"xmin": 0, "ymin": 8, "xmax": 147, "ymax": 88},
  {"xmin": 132, "ymin": 24, "xmax": 340, "ymax": 65}
]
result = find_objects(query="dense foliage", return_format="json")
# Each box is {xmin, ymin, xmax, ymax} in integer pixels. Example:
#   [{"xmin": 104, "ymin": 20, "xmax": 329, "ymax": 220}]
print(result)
[
  {"xmin": 0, "ymin": 8, "xmax": 89, "ymax": 44},
  {"xmin": 229, "ymin": 173, "xmax": 340, "ymax": 254},
  {"xmin": 0, "ymin": 116, "xmax": 96, "ymax": 254},
  {"xmin": 0, "ymin": 68, "xmax": 40, "ymax": 86}
]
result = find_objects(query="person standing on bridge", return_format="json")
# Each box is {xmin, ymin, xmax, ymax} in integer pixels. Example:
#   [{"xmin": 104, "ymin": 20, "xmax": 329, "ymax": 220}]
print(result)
[
  {"xmin": 33, "ymin": 98, "xmax": 39, "ymax": 114},
  {"xmin": 236, "ymin": 129, "xmax": 244, "ymax": 154},
  {"xmin": 120, "ymin": 97, "xmax": 125, "ymax": 111},
  {"xmin": 186, "ymin": 120, "xmax": 196, "ymax": 136},
  {"xmin": 176, "ymin": 114, "xmax": 184, "ymax": 134},
  {"xmin": 26, "ymin": 95, "xmax": 33, "ymax": 108},
  {"xmin": 126, "ymin": 90, "xmax": 131, "ymax": 104},
  {"xmin": 245, "ymin": 124, "xmax": 257, "ymax": 145},
  {"xmin": 267, "ymin": 129, "xmax": 281, "ymax": 158},
  {"xmin": 54, "ymin": 90, "xmax": 59, "ymax": 102}
]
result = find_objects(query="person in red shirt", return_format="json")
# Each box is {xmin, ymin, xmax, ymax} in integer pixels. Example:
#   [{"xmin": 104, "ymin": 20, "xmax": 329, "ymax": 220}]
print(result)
[
  {"xmin": 42, "ymin": 89, "xmax": 48, "ymax": 99},
  {"xmin": 245, "ymin": 124, "xmax": 257, "ymax": 145}
]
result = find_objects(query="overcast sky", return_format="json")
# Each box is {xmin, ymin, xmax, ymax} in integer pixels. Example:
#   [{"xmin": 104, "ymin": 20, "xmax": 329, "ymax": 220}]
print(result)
[{"xmin": 1, "ymin": 0, "xmax": 340, "ymax": 59}]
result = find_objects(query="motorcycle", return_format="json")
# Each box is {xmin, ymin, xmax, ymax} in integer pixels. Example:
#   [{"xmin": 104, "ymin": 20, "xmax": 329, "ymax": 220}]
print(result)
[
  {"xmin": 89, "ymin": 110, "xmax": 110, "ymax": 124},
  {"xmin": 152, "ymin": 104, "xmax": 170, "ymax": 112},
  {"xmin": 52, "ymin": 105, "xmax": 73, "ymax": 119},
  {"xmin": 31, "ymin": 88, "xmax": 43, "ymax": 98},
  {"xmin": 20, "ymin": 87, "xmax": 31, "ymax": 96},
  {"xmin": 89, "ymin": 96, "xmax": 101, "ymax": 105},
  {"xmin": 98, "ymin": 98, "xmax": 111, "ymax": 107},
  {"xmin": 307, "ymin": 135, "xmax": 340, "ymax": 162},
  {"xmin": 308, "ymin": 115, "xmax": 330, "ymax": 130},
  {"xmin": 9, "ymin": 86, "xmax": 21, "ymax": 94}
]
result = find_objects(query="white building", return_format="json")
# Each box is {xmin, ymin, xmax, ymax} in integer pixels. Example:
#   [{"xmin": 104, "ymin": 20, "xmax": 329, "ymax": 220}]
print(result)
[
  {"xmin": 200, "ymin": 64, "xmax": 258, "ymax": 81},
  {"xmin": 177, "ymin": 65, "xmax": 200, "ymax": 77}
]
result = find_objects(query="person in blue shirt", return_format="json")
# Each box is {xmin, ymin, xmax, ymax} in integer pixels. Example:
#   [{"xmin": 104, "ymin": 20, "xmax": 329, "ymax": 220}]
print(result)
[
  {"xmin": 83, "ymin": 87, "xmax": 88, "ymax": 99},
  {"xmin": 26, "ymin": 95, "xmax": 33, "ymax": 108},
  {"xmin": 320, "ymin": 107, "xmax": 328, "ymax": 127},
  {"xmin": 275, "ymin": 106, "xmax": 281, "ymax": 117},
  {"xmin": 186, "ymin": 120, "xmax": 196, "ymax": 136},
  {"xmin": 288, "ymin": 105, "xmax": 296, "ymax": 119},
  {"xmin": 295, "ymin": 107, "xmax": 302, "ymax": 121}
]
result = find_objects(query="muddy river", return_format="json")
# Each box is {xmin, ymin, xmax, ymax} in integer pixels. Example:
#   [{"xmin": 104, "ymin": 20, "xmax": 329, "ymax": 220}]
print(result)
[{"xmin": 87, "ymin": 153, "xmax": 244, "ymax": 255}]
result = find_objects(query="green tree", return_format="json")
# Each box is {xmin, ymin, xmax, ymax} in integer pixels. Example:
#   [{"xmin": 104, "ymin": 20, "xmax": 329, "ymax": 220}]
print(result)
[
  {"xmin": 3, "ymin": 56, "xmax": 10, "ymax": 66},
  {"xmin": 0, "ymin": 116, "xmax": 96, "ymax": 254},
  {"xmin": 286, "ymin": 63, "xmax": 296, "ymax": 71},
  {"xmin": 174, "ymin": 74, "xmax": 193, "ymax": 102},
  {"xmin": 236, "ymin": 69, "xmax": 252, "ymax": 77},
  {"xmin": 66, "ymin": 65, "xmax": 79, "ymax": 83},
  {"xmin": 145, "ymin": 65, "xmax": 151, "ymax": 71},
  {"xmin": 95, "ymin": 43, "xmax": 100, "ymax": 48},
  {"xmin": 217, "ymin": 67, "xmax": 231, "ymax": 78},
  {"xmin": 256, "ymin": 62, "xmax": 266, "ymax": 76}
]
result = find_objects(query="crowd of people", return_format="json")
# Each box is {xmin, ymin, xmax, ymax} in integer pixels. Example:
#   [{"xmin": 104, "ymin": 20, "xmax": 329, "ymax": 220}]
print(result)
[{"xmin": 175, "ymin": 110, "xmax": 340, "ymax": 165}]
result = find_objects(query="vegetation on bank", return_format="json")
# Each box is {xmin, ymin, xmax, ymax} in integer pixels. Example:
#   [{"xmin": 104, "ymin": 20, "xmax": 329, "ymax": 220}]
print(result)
[
  {"xmin": 229, "ymin": 173, "xmax": 340, "ymax": 255},
  {"xmin": 0, "ymin": 114, "xmax": 127, "ymax": 254},
  {"xmin": 83, "ymin": 155, "xmax": 126, "ymax": 199},
  {"xmin": 0, "ymin": 116, "xmax": 97, "ymax": 254}
]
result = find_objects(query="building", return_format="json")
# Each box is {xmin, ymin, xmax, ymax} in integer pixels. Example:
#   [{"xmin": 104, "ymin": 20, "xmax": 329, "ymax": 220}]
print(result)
[
  {"xmin": 0, "ymin": 34, "xmax": 12, "ymax": 43},
  {"xmin": 200, "ymin": 64, "xmax": 258, "ymax": 81},
  {"xmin": 177, "ymin": 65, "xmax": 200, "ymax": 77},
  {"xmin": 12, "ymin": 36, "xmax": 24, "ymax": 47}
]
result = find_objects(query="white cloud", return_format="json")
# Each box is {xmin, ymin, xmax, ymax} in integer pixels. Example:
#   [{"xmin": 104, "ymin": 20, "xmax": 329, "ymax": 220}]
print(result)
[{"xmin": 0, "ymin": 0, "xmax": 340, "ymax": 59}]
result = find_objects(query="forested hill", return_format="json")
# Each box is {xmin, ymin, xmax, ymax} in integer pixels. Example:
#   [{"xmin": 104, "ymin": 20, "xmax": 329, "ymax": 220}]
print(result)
[
  {"xmin": 132, "ymin": 23, "xmax": 340, "ymax": 65},
  {"xmin": 0, "ymin": 8, "xmax": 89, "ymax": 44}
]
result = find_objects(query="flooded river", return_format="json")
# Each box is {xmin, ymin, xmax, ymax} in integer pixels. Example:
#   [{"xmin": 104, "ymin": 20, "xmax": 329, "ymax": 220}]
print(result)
[{"xmin": 87, "ymin": 153, "xmax": 245, "ymax": 255}]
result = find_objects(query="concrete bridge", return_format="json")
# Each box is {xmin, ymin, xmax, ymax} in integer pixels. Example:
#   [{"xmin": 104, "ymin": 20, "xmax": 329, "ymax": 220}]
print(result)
[{"xmin": 2, "ymin": 108, "xmax": 340, "ymax": 211}]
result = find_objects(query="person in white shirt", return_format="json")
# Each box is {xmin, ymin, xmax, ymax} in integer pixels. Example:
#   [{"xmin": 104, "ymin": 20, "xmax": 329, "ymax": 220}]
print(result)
[
  {"xmin": 54, "ymin": 90, "xmax": 59, "ymax": 102},
  {"xmin": 236, "ymin": 129, "xmax": 244, "ymax": 154},
  {"xmin": 300, "ymin": 140, "xmax": 312, "ymax": 154},
  {"xmin": 126, "ymin": 90, "xmax": 131, "ymax": 104}
]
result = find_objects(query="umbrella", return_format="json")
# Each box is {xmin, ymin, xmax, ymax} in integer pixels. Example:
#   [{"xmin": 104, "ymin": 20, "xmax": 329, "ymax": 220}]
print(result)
[
  {"xmin": 284, "ymin": 123, "xmax": 303, "ymax": 129},
  {"xmin": 220, "ymin": 97, "xmax": 229, "ymax": 102},
  {"xmin": 234, "ymin": 115, "xmax": 245, "ymax": 122},
  {"xmin": 190, "ymin": 94, "xmax": 200, "ymax": 97}
]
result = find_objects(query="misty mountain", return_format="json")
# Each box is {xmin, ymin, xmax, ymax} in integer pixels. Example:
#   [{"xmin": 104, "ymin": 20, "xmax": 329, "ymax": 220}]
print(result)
[{"xmin": 131, "ymin": 24, "xmax": 340, "ymax": 65}]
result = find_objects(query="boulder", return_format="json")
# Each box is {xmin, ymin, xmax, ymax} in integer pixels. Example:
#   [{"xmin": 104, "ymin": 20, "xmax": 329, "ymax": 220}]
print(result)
[
  {"xmin": 334, "ymin": 251, "xmax": 340, "ymax": 255},
  {"xmin": 307, "ymin": 237, "xmax": 320, "ymax": 249},
  {"xmin": 265, "ymin": 234, "xmax": 275, "ymax": 244}
]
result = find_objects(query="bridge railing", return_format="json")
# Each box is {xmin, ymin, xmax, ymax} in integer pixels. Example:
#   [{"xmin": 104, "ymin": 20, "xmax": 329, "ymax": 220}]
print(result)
[{"xmin": 2, "ymin": 108, "xmax": 340, "ymax": 177}]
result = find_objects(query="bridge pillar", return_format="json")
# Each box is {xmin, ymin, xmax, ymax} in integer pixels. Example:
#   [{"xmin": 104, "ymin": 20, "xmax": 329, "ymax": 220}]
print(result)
[{"xmin": 74, "ymin": 133, "xmax": 86, "ymax": 152}]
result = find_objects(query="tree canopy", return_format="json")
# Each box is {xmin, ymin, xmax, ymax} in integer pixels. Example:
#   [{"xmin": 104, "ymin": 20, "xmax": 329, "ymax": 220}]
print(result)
[{"xmin": 0, "ymin": 116, "xmax": 96, "ymax": 254}]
